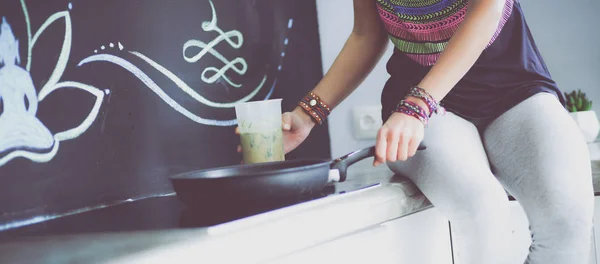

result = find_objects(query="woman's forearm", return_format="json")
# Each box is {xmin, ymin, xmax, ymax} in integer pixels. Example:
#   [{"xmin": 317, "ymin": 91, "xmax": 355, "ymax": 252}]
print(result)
[
  {"xmin": 416, "ymin": 0, "xmax": 505, "ymax": 103},
  {"xmin": 311, "ymin": 31, "xmax": 389, "ymax": 109},
  {"xmin": 293, "ymin": 30, "xmax": 389, "ymax": 126},
  {"xmin": 296, "ymin": 0, "xmax": 389, "ymax": 115},
  {"xmin": 292, "ymin": 0, "xmax": 390, "ymax": 126}
]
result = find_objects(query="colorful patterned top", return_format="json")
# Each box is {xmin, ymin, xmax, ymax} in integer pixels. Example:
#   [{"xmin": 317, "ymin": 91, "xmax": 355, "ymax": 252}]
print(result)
[
  {"xmin": 376, "ymin": 0, "xmax": 513, "ymax": 66},
  {"xmin": 376, "ymin": 0, "xmax": 564, "ymax": 121}
]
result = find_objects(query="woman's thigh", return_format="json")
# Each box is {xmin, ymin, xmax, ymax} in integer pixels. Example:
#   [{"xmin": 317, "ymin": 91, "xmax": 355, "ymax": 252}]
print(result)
[
  {"xmin": 482, "ymin": 92, "xmax": 593, "ymax": 219},
  {"xmin": 482, "ymin": 92, "xmax": 594, "ymax": 262},
  {"xmin": 386, "ymin": 112, "xmax": 508, "ymax": 220}
]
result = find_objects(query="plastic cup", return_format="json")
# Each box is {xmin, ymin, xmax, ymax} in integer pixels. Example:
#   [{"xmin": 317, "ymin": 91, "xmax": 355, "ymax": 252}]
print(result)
[{"xmin": 235, "ymin": 99, "xmax": 285, "ymax": 164}]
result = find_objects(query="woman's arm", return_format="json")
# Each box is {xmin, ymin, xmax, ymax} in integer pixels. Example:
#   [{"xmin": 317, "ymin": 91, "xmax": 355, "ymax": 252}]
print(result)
[
  {"xmin": 293, "ymin": 0, "xmax": 389, "ymax": 126},
  {"xmin": 374, "ymin": 0, "xmax": 506, "ymax": 165},
  {"xmin": 412, "ymin": 0, "xmax": 506, "ymax": 104},
  {"xmin": 265, "ymin": 0, "xmax": 389, "ymax": 155}
]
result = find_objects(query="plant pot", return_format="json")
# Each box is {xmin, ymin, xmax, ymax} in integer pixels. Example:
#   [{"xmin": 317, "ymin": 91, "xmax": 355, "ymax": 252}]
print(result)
[{"xmin": 570, "ymin": 110, "xmax": 600, "ymax": 143}]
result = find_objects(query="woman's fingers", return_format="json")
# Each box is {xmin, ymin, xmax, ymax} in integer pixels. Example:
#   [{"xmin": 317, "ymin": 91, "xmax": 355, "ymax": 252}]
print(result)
[
  {"xmin": 407, "ymin": 137, "xmax": 419, "ymax": 158},
  {"xmin": 397, "ymin": 133, "xmax": 410, "ymax": 161},
  {"xmin": 386, "ymin": 129, "xmax": 400, "ymax": 162},
  {"xmin": 374, "ymin": 128, "xmax": 388, "ymax": 166},
  {"xmin": 282, "ymin": 113, "xmax": 292, "ymax": 131},
  {"xmin": 235, "ymin": 128, "xmax": 241, "ymax": 153},
  {"xmin": 375, "ymin": 113, "xmax": 425, "ymax": 165}
]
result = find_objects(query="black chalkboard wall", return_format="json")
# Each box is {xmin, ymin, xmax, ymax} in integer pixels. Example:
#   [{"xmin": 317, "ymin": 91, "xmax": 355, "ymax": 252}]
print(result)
[{"xmin": 0, "ymin": 0, "xmax": 330, "ymax": 228}]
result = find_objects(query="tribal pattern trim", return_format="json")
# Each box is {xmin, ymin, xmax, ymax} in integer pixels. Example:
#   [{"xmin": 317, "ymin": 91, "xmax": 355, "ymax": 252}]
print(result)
[{"xmin": 376, "ymin": 0, "xmax": 514, "ymax": 66}]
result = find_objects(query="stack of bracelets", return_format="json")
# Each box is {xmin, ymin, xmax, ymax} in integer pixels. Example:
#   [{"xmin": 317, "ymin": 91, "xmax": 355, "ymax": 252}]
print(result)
[
  {"xmin": 297, "ymin": 86, "xmax": 444, "ymax": 127},
  {"xmin": 298, "ymin": 92, "xmax": 332, "ymax": 125},
  {"xmin": 393, "ymin": 85, "xmax": 445, "ymax": 127}
]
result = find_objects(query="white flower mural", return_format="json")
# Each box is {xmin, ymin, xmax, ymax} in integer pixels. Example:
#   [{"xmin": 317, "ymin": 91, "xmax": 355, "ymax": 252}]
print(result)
[
  {"xmin": 0, "ymin": 0, "xmax": 292, "ymax": 167},
  {"xmin": 0, "ymin": 1, "xmax": 106, "ymax": 167}
]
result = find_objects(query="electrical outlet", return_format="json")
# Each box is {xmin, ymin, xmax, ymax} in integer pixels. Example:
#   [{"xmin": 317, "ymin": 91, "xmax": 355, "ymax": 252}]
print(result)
[{"xmin": 352, "ymin": 105, "xmax": 383, "ymax": 140}]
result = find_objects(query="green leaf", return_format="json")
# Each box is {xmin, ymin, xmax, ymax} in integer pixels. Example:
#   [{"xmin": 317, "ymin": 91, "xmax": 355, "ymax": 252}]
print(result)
[
  {"xmin": 569, "ymin": 96, "xmax": 576, "ymax": 106},
  {"xmin": 570, "ymin": 105, "xmax": 578, "ymax": 112},
  {"xmin": 585, "ymin": 100, "xmax": 593, "ymax": 111}
]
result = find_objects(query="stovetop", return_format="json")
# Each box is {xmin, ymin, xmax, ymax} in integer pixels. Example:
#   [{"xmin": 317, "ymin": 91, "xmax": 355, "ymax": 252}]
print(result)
[{"xmin": 1, "ymin": 183, "xmax": 379, "ymax": 239}]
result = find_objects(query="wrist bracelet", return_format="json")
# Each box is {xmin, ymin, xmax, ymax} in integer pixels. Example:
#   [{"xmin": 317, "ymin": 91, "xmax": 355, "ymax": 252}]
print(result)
[
  {"xmin": 298, "ymin": 92, "xmax": 332, "ymax": 125},
  {"xmin": 393, "ymin": 100, "xmax": 429, "ymax": 127},
  {"xmin": 407, "ymin": 85, "xmax": 445, "ymax": 116}
]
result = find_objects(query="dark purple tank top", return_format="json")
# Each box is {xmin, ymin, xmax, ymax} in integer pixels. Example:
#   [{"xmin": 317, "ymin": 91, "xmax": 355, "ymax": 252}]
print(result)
[{"xmin": 377, "ymin": 0, "xmax": 564, "ymax": 122}]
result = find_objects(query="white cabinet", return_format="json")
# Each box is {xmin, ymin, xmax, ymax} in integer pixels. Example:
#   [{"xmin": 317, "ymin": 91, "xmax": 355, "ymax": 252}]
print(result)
[
  {"xmin": 265, "ymin": 208, "xmax": 453, "ymax": 264},
  {"xmin": 266, "ymin": 199, "xmax": 599, "ymax": 264}
]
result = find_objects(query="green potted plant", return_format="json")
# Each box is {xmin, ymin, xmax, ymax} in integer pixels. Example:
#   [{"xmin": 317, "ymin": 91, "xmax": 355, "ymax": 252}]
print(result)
[{"xmin": 565, "ymin": 90, "xmax": 599, "ymax": 143}]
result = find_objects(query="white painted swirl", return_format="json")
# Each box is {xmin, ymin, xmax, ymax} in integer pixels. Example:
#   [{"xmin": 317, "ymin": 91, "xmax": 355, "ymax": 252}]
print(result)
[{"xmin": 183, "ymin": 0, "xmax": 247, "ymax": 88}]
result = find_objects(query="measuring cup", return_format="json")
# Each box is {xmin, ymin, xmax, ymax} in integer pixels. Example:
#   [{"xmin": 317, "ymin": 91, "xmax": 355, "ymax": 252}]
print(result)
[{"xmin": 235, "ymin": 99, "xmax": 285, "ymax": 164}]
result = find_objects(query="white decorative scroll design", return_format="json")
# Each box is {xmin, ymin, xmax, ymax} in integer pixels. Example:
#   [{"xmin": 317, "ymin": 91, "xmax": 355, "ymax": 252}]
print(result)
[
  {"xmin": 78, "ymin": 53, "xmax": 273, "ymax": 126},
  {"xmin": 77, "ymin": 0, "xmax": 286, "ymax": 125},
  {"xmin": 183, "ymin": 0, "xmax": 247, "ymax": 88}
]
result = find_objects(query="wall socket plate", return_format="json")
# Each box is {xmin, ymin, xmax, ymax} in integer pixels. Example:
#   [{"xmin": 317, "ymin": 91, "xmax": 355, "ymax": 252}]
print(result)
[{"xmin": 352, "ymin": 105, "xmax": 382, "ymax": 140}]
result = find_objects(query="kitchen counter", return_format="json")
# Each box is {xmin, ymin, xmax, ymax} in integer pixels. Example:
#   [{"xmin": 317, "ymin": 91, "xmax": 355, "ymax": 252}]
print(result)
[
  {"xmin": 1, "ymin": 141, "xmax": 599, "ymax": 264},
  {"xmin": 0, "ymin": 163, "xmax": 431, "ymax": 264}
]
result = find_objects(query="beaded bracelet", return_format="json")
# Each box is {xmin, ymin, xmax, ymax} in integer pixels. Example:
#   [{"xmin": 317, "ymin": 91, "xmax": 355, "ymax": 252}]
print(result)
[
  {"xmin": 298, "ymin": 92, "xmax": 332, "ymax": 125},
  {"xmin": 393, "ymin": 100, "xmax": 429, "ymax": 127},
  {"xmin": 402, "ymin": 100, "xmax": 429, "ymax": 121},
  {"xmin": 406, "ymin": 85, "xmax": 445, "ymax": 117}
]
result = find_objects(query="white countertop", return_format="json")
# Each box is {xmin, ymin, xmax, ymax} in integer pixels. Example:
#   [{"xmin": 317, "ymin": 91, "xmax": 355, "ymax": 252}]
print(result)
[
  {"xmin": 0, "ymin": 167, "xmax": 431, "ymax": 264},
  {"xmin": 103, "ymin": 168, "xmax": 430, "ymax": 264},
  {"xmin": 110, "ymin": 141, "xmax": 599, "ymax": 264},
  {"xmin": 2, "ymin": 142, "xmax": 599, "ymax": 264}
]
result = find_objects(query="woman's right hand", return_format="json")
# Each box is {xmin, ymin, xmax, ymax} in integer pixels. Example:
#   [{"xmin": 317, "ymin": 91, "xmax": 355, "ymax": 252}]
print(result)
[{"xmin": 236, "ymin": 108, "xmax": 315, "ymax": 155}]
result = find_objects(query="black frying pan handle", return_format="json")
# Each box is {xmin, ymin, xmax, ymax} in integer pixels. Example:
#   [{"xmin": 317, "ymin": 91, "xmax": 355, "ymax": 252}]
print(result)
[{"xmin": 330, "ymin": 143, "xmax": 426, "ymax": 182}]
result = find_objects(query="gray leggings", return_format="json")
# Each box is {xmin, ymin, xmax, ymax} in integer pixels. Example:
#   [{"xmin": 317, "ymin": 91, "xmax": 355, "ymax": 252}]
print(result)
[{"xmin": 387, "ymin": 92, "xmax": 594, "ymax": 264}]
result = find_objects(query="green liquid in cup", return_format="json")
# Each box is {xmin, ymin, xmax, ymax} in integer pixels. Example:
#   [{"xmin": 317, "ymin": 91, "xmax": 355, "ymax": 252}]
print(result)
[{"xmin": 240, "ymin": 129, "xmax": 284, "ymax": 164}]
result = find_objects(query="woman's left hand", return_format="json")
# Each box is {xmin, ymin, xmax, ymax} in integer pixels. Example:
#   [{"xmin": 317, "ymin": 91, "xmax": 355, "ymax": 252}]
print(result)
[{"xmin": 374, "ymin": 111, "xmax": 425, "ymax": 166}]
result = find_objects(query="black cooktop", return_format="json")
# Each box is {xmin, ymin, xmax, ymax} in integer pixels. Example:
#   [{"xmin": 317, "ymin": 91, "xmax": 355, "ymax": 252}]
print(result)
[{"xmin": 0, "ymin": 183, "xmax": 379, "ymax": 240}]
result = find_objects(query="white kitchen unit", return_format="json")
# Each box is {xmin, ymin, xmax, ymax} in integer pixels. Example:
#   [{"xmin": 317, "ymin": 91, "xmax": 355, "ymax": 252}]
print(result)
[
  {"xmin": 269, "ymin": 198, "xmax": 599, "ymax": 264},
  {"xmin": 266, "ymin": 208, "xmax": 453, "ymax": 264}
]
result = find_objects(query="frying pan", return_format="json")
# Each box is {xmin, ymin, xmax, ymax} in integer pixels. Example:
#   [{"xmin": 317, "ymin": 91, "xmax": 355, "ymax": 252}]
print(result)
[{"xmin": 169, "ymin": 144, "xmax": 426, "ymax": 207}]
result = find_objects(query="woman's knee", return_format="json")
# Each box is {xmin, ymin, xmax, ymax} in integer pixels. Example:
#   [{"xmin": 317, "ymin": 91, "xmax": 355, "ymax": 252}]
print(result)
[
  {"xmin": 455, "ymin": 185, "xmax": 511, "ymax": 223},
  {"xmin": 532, "ymin": 195, "xmax": 594, "ymax": 242}
]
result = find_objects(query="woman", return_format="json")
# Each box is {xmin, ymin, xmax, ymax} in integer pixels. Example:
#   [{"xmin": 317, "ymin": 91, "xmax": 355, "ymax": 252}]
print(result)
[{"xmin": 239, "ymin": 0, "xmax": 594, "ymax": 263}]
